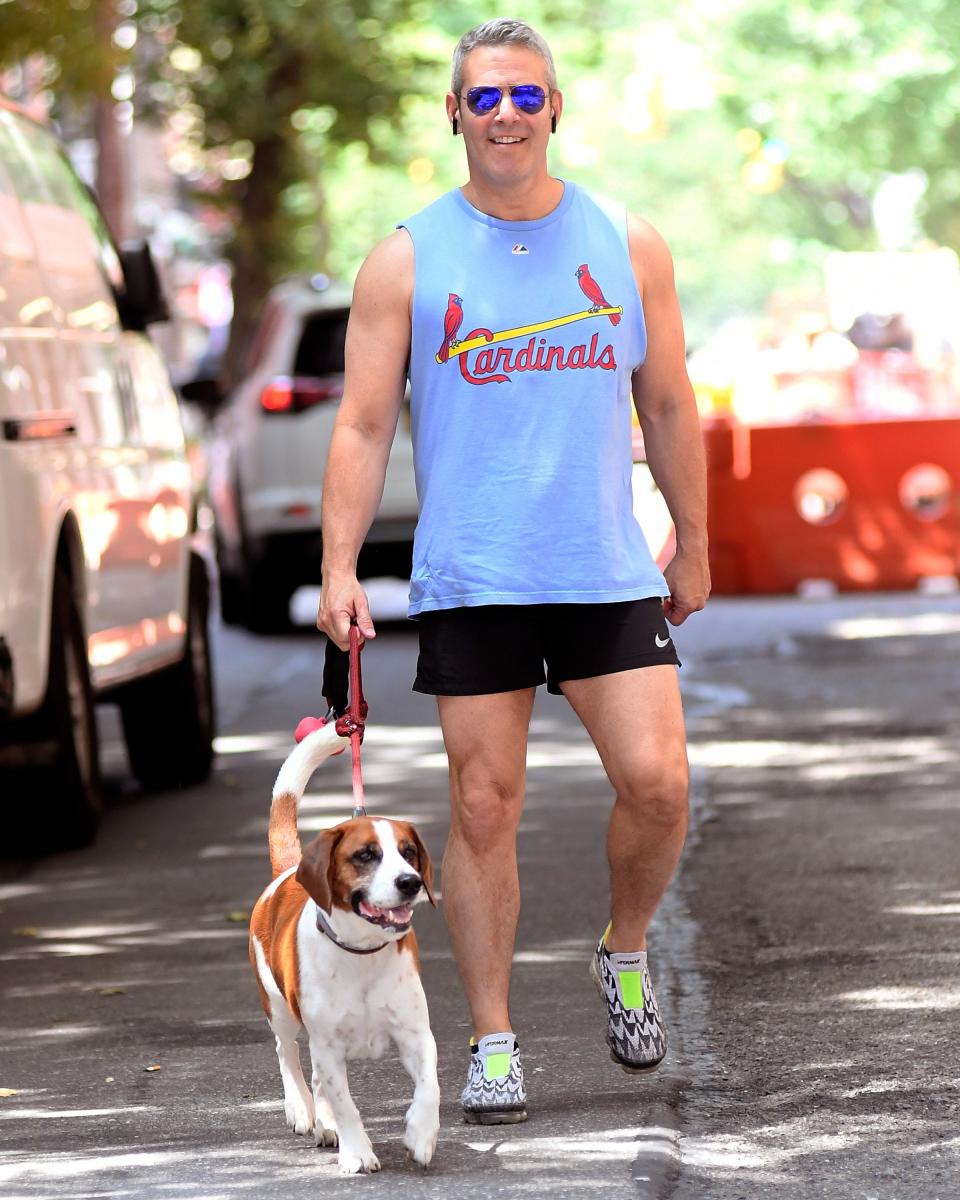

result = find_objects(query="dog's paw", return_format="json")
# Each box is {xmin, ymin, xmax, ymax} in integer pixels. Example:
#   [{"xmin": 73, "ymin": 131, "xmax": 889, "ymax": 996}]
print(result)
[
  {"xmin": 314, "ymin": 1124, "xmax": 339, "ymax": 1149},
  {"xmin": 403, "ymin": 1106, "xmax": 439, "ymax": 1168},
  {"xmin": 337, "ymin": 1146, "xmax": 380, "ymax": 1175},
  {"xmin": 284, "ymin": 1098, "xmax": 315, "ymax": 1137}
]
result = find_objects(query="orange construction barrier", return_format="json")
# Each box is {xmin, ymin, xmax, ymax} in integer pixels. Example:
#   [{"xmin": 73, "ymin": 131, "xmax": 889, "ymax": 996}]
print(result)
[{"xmin": 704, "ymin": 416, "xmax": 960, "ymax": 594}]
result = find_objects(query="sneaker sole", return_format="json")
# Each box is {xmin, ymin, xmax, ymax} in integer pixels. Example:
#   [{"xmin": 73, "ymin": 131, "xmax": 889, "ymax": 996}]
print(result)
[
  {"xmin": 590, "ymin": 955, "xmax": 666, "ymax": 1075},
  {"xmin": 463, "ymin": 1108, "xmax": 528, "ymax": 1125}
]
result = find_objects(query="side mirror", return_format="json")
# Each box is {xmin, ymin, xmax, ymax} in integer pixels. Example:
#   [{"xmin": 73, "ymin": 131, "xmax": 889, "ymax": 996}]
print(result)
[
  {"xmin": 178, "ymin": 376, "xmax": 225, "ymax": 419},
  {"xmin": 118, "ymin": 241, "xmax": 170, "ymax": 330}
]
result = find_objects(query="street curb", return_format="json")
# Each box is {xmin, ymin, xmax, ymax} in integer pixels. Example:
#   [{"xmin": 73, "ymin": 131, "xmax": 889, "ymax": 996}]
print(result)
[
  {"xmin": 630, "ymin": 1094, "xmax": 683, "ymax": 1198},
  {"xmin": 629, "ymin": 763, "xmax": 717, "ymax": 1197}
]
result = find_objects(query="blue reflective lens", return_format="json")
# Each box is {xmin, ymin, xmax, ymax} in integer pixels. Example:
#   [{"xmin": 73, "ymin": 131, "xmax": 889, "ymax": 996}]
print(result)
[{"xmin": 464, "ymin": 85, "xmax": 546, "ymax": 115}]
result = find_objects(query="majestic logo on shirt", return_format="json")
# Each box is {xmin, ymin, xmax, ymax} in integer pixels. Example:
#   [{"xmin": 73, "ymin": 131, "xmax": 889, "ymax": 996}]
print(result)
[
  {"xmin": 435, "ymin": 263, "xmax": 621, "ymax": 387},
  {"xmin": 511, "ymin": 243, "xmax": 529, "ymax": 255}
]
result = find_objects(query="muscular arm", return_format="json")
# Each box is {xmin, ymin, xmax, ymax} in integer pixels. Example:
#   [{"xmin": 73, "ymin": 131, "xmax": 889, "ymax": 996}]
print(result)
[
  {"xmin": 628, "ymin": 215, "xmax": 710, "ymax": 625},
  {"xmin": 318, "ymin": 229, "xmax": 414, "ymax": 647}
]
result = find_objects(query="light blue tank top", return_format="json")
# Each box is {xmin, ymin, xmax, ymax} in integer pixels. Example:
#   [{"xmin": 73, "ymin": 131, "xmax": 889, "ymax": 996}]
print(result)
[{"xmin": 398, "ymin": 180, "xmax": 669, "ymax": 616}]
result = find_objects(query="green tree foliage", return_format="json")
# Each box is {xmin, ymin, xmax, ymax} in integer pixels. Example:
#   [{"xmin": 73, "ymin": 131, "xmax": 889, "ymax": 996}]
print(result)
[
  {"xmin": 701, "ymin": 0, "xmax": 960, "ymax": 253},
  {"xmin": 3, "ymin": 0, "xmax": 959, "ymax": 356},
  {"xmin": 143, "ymin": 0, "xmax": 433, "ymax": 383},
  {"xmin": 0, "ymin": 0, "xmax": 123, "ymax": 99}
]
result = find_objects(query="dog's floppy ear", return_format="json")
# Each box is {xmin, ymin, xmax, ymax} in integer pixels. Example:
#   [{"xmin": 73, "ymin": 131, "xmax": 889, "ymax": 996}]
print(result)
[
  {"xmin": 296, "ymin": 827, "xmax": 343, "ymax": 913},
  {"xmin": 408, "ymin": 826, "xmax": 437, "ymax": 908}
]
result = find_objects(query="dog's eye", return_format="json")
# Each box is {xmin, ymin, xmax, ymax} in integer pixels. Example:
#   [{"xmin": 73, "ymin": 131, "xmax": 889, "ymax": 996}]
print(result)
[
  {"xmin": 401, "ymin": 845, "xmax": 418, "ymax": 865},
  {"xmin": 353, "ymin": 846, "xmax": 380, "ymax": 864}
]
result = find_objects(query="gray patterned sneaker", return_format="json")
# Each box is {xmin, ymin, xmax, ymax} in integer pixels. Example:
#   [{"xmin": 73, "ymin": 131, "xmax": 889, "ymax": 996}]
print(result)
[
  {"xmin": 461, "ymin": 1032, "xmax": 528, "ymax": 1124},
  {"xmin": 590, "ymin": 923, "xmax": 667, "ymax": 1074}
]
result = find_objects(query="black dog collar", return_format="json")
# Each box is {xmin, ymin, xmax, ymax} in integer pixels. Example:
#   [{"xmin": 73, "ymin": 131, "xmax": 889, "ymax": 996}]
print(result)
[{"xmin": 314, "ymin": 905, "xmax": 408, "ymax": 955}]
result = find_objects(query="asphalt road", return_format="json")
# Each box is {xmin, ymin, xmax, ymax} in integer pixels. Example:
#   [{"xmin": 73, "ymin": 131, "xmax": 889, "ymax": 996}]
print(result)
[{"xmin": 1, "ymin": 584, "xmax": 958, "ymax": 1199}]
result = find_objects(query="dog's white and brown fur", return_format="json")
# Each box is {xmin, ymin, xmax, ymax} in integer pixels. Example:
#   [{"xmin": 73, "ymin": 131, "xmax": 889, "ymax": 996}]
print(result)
[{"xmin": 249, "ymin": 721, "xmax": 440, "ymax": 1174}]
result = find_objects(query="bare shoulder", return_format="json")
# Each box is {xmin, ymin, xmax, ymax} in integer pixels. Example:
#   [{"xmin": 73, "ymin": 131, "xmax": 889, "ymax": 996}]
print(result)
[
  {"xmin": 626, "ymin": 213, "xmax": 676, "ymax": 301},
  {"xmin": 353, "ymin": 228, "xmax": 415, "ymax": 317}
]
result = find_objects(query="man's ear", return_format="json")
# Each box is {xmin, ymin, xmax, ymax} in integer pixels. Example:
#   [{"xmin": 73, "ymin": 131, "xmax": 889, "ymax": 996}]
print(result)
[
  {"xmin": 408, "ymin": 826, "xmax": 437, "ymax": 907},
  {"xmin": 296, "ymin": 828, "xmax": 343, "ymax": 912}
]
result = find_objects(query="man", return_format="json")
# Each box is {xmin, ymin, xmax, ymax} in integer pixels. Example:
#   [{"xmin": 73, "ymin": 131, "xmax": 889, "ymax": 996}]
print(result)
[{"xmin": 318, "ymin": 17, "xmax": 709, "ymax": 1125}]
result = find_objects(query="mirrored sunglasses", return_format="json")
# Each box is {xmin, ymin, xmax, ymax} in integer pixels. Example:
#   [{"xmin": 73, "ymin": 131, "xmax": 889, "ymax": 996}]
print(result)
[{"xmin": 462, "ymin": 84, "xmax": 547, "ymax": 115}]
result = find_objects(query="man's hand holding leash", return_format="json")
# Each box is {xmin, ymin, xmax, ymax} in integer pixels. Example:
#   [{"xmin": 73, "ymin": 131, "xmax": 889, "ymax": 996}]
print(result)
[{"xmin": 319, "ymin": 572, "xmax": 376, "ymax": 652}]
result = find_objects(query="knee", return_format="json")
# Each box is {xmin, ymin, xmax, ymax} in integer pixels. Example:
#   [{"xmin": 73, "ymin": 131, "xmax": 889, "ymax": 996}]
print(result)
[
  {"xmin": 449, "ymin": 775, "xmax": 523, "ymax": 852},
  {"xmin": 615, "ymin": 753, "xmax": 688, "ymax": 829}
]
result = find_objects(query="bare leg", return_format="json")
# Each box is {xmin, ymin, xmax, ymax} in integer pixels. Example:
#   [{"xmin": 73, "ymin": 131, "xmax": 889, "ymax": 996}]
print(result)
[
  {"xmin": 437, "ymin": 688, "xmax": 535, "ymax": 1038},
  {"xmin": 561, "ymin": 665, "xmax": 688, "ymax": 952}
]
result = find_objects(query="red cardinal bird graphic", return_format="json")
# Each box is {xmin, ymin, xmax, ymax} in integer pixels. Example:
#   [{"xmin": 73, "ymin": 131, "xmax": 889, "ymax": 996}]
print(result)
[
  {"xmin": 437, "ymin": 293, "xmax": 464, "ymax": 363},
  {"xmin": 576, "ymin": 265, "xmax": 620, "ymax": 326}
]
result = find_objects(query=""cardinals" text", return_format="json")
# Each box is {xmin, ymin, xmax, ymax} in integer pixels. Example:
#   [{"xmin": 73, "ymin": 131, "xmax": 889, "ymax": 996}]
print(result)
[{"xmin": 459, "ymin": 329, "xmax": 617, "ymax": 386}]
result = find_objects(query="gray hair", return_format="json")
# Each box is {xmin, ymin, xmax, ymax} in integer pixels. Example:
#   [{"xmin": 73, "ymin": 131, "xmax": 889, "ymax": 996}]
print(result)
[{"xmin": 451, "ymin": 18, "xmax": 557, "ymax": 95}]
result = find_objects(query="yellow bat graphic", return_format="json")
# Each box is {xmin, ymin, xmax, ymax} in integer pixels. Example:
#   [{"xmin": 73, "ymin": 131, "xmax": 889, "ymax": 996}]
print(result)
[{"xmin": 436, "ymin": 305, "xmax": 623, "ymax": 364}]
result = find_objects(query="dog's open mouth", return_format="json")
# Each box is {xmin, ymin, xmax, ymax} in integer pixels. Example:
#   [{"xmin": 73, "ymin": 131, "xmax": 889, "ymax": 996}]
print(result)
[{"xmin": 356, "ymin": 899, "xmax": 413, "ymax": 929}]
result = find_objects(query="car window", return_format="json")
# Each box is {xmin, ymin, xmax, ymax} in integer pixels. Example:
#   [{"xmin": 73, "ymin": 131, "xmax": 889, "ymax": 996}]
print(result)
[
  {"xmin": 1, "ymin": 110, "xmax": 124, "ymax": 309},
  {"xmin": 19, "ymin": 118, "xmax": 125, "ymax": 295},
  {"xmin": 293, "ymin": 309, "xmax": 349, "ymax": 377},
  {"xmin": 0, "ymin": 109, "xmax": 47, "ymax": 205},
  {"xmin": 0, "ymin": 118, "xmax": 36, "ymax": 277}
]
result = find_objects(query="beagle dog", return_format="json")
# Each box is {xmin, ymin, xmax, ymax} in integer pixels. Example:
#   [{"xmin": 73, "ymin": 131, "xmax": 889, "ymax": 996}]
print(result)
[{"xmin": 249, "ymin": 720, "xmax": 440, "ymax": 1174}]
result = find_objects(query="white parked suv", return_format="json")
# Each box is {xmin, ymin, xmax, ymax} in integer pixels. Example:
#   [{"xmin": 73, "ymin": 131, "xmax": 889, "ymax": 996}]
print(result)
[
  {"xmin": 192, "ymin": 276, "xmax": 418, "ymax": 632},
  {"xmin": 0, "ymin": 100, "xmax": 214, "ymax": 848}
]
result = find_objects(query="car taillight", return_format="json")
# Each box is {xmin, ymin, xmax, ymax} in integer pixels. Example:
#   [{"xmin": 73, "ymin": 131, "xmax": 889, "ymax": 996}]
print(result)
[{"xmin": 260, "ymin": 376, "xmax": 343, "ymax": 414}]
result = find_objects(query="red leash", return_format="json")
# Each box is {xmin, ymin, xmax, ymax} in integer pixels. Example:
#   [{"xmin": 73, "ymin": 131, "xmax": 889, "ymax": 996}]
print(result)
[{"xmin": 333, "ymin": 624, "xmax": 367, "ymax": 818}]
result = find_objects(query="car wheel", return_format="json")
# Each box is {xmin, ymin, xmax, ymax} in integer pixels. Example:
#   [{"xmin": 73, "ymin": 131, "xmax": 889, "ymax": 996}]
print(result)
[
  {"xmin": 215, "ymin": 542, "xmax": 246, "ymax": 626},
  {"xmin": 29, "ymin": 571, "xmax": 104, "ymax": 848},
  {"xmin": 244, "ymin": 561, "xmax": 293, "ymax": 634},
  {"xmin": 120, "ymin": 555, "xmax": 215, "ymax": 789}
]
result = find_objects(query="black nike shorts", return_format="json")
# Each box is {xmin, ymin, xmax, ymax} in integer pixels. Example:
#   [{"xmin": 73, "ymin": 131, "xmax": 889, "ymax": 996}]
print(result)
[{"xmin": 412, "ymin": 598, "xmax": 681, "ymax": 697}]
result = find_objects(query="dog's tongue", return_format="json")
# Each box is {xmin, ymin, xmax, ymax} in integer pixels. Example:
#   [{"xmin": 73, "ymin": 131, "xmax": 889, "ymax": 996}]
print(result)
[{"xmin": 359, "ymin": 900, "xmax": 412, "ymax": 925}]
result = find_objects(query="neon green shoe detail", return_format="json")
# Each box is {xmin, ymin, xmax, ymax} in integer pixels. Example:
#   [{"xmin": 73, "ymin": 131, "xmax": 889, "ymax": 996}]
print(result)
[
  {"xmin": 484, "ymin": 1052, "xmax": 511, "ymax": 1081},
  {"xmin": 618, "ymin": 970, "xmax": 644, "ymax": 1011},
  {"xmin": 462, "ymin": 1033, "xmax": 527, "ymax": 1124}
]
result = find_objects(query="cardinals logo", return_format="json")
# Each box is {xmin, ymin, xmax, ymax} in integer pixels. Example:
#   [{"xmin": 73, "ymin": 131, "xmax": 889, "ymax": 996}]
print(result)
[
  {"xmin": 436, "ymin": 293, "xmax": 463, "ymax": 364},
  {"xmin": 435, "ymin": 264, "xmax": 622, "ymax": 386},
  {"xmin": 576, "ymin": 264, "xmax": 621, "ymax": 326}
]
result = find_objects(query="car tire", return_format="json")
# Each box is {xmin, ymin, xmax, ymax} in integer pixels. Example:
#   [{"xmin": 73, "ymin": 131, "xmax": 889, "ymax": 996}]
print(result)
[
  {"xmin": 16, "ymin": 570, "xmax": 104, "ymax": 849},
  {"xmin": 244, "ymin": 560, "xmax": 293, "ymax": 634},
  {"xmin": 120, "ymin": 555, "xmax": 215, "ymax": 790},
  {"xmin": 215, "ymin": 549, "xmax": 246, "ymax": 627}
]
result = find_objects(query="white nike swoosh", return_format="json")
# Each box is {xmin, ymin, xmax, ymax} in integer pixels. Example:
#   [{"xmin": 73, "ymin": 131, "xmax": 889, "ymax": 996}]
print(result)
[{"xmin": 655, "ymin": 634, "xmax": 671, "ymax": 648}]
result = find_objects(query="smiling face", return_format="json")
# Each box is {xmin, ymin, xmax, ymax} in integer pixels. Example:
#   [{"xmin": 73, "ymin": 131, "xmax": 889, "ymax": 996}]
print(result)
[{"xmin": 447, "ymin": 45, "xmax": 562, "ymax": 191}]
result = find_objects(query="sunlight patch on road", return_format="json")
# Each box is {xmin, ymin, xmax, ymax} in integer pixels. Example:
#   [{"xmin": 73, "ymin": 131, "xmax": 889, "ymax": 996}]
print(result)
[
  {"xmin": 467, "ymin": 1124, "xmax": 678, "ymax": 1169},
  {"xmin": 0, "ymin": 943, "xmax": 111, "ymax": 960},
  {"xmin": 828, "ymin": 612, "xmax": 960, "ymax": 640},
  {"xmin": 688, "ymin": 736, "xmax": 954, "ymax": 772},
  {"xmin": 0, "ymin": 1105, "xmax": 162, "ymax": 1121},
  {"xmin": 838, "ymin": 985, "xmax": 960, "ymax": 1011},
  {"xmin": 0, "ymin": 1150, "xmax": 197, "ymax": 1183},
  {"xmin": 886, "ymin": 902, "xmax": 960, "ymax": 916},
  {"xmin": 683, "ymin": 1130, "xmax": 860, "ymax": 1170},
  {"xmin": 0, "ymin": 883, "xmax": 43, "ymax": 902},
  {"xmin": 213, "ymin": 732, "xmax": 290, "ymax": 755}
]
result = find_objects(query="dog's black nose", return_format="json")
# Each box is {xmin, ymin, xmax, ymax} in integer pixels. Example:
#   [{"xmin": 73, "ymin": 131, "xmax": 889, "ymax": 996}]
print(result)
[{"xmin": 395, "ymin": 873, "xmax": 422, "ymax": 898}]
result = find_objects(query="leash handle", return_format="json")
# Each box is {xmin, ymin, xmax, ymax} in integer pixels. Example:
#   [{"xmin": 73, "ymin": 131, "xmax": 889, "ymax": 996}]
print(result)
[
  {"xmin": 347, "ymin": 623, "xmax": 366, "ymax": 818},
  {"xmin": 321, "ymin": 621, "xmax": 368, "ymax": 817}
]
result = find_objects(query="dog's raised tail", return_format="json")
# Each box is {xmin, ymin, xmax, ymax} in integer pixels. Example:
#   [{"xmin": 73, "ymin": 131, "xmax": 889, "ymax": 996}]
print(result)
[{"xmin": 269, "ymin": 721, "xmax": 350, "ymax": 878}]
